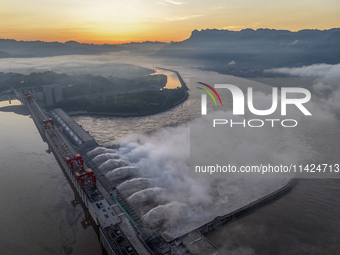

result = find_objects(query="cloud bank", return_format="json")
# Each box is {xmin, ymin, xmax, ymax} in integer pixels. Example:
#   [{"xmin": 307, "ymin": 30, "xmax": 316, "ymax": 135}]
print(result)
[{"xmin": 266, "ymin": 63, "xmax": 340, "ymax": 79}]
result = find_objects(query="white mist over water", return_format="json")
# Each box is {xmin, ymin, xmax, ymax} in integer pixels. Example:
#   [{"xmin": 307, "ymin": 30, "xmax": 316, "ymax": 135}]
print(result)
[
  {"xmin": 87, "ymin": 147, "xmax": 117, "ymax": 157},
  {"xmin": 3, "ymin": 52, "xmax": 340, "ymax": 253},
  {"xmin": 92, "ymin": 152, "xmax": 120, "ymax": 165},
  {"xmin": 87, "ymin": 107, "xmax": 312, "ymax": 239},
  {"xmin": 106, "ymin": 166, "xmax": 139, "ymax": 182},
  {"xmin": 84, "ymin": 67, "xmax": 340, "ymax": 239},
  {"xmin": 21, "ymin": 51, "xmax": 336, "ymax": 250},
  {"xmin": 98, "ymin": 159, "xmax": 128, "ymax": 173},
  {"xmin": 117, "ymin": 178, "xmax": 154, "ymax": 198}
]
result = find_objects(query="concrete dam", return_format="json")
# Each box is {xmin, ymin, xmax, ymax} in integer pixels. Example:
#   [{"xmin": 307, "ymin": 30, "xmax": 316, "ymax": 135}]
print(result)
[{"xmin": 22, "ymin": 90, "xmax": 296, "ymax": 255}]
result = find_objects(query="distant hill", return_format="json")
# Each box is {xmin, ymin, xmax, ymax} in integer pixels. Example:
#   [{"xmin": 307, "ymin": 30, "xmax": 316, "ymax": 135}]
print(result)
[
  {"xmin": 156, "ymin": 28, "xmax": 340, "ymax": 76},
  {"xmin": 0, "ymin": 50, "xmax": 11, "ymax": 58},
  {"xmin": 0, "ymin": 39, "xmax": 166, "ymax": 58},
  {"xmin": 2, "ymin": 29, "xmax": 340, "ymax": 77}
]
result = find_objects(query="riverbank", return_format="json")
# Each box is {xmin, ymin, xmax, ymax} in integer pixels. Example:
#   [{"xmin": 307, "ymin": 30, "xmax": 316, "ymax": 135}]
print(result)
[
  {"xmin": 68, "ymin": 68, "xmax": 189, "ymax": 118},
  {"xmin": 0, "ymin": 91, "xmax": 15, "ymax": 102},
  {"xmin": 155, "ymin": 67, "xmax": 189, "ymax": 90},
  {"xmin": 161, "ymin": 178, "xmax": 298, "ymax": 242},
  {"xmin": 199, "ymin": 178, "xmax": 298, "ymax": 236},
  {"xmin": 69, "ymin": 91, "xmax": 188, "ymax": 117}
]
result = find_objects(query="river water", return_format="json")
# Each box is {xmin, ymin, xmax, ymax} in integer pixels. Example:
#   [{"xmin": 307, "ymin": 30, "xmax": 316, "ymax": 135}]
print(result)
[
  {"xmin": 152, "ymin": 68, "xmax": 182, "ymax": 89},
  {"xmin": 1, "ymin": 54, "xmax": 340, "ymax": 254},
  {"xmin": 0, "ymin": 100, "xmax": 104, "ymax": 255}
]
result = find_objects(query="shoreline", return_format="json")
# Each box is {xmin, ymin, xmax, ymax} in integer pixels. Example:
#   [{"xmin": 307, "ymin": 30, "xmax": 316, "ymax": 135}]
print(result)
[
  {"xmin": 162, "ymin": 177, "xmax": 298, "ymax": 242},
  {"xmin": 69, "ymin": 68, "xmax": 189, "ymax": 118},
  {"xmin": 154, "ymin": 67, "xmax": 189, "ymax": 90}
]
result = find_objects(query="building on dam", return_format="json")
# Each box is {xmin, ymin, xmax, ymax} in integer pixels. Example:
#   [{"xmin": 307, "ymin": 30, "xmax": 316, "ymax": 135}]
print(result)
[{"xmin": 51, "ymin": 108, "xmax": 97, "ymax": 152}]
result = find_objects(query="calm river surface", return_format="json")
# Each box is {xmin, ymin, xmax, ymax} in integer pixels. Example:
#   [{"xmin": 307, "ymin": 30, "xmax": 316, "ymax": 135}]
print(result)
[{"xmin": 0, "ymin": 100, "xmax": 104, "ymax": 255}]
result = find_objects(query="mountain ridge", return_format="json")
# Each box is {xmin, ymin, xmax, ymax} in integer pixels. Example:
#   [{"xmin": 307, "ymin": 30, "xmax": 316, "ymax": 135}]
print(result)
[
  {"xmin": 0, "ymin": 39, "xmax": 166, "ymax": 58},
  {"xmin": 156, "ymin": 28, "xmax": 340, "ymax": 76}
]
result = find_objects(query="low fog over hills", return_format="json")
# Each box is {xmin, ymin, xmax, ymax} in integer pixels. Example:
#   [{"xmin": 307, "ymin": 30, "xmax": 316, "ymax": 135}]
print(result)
[
  {"xmin": 156, "ymin": 28, "xmax": 340, "ymax": 76},
  {"xmin": 1, "ymin": 28, "xmax": 340, "ymax": 77},
  {"xmin": 0, "ymin": 39, "xmax": 166, "ymax": 57}
]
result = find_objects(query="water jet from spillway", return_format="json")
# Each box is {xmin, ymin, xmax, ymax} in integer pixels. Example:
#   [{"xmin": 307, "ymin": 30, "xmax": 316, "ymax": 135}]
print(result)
[
  {"xmin": 117, "ymin": 178, "xmax": 154, "ymax": 198},
  {"xmin": 87, "ymin": 147, "xmax": 116, "ymax": 158},
  {"xmin": 99, "ymin": 159, "xmax": 128, "ymax": 173},
  {"xmin": 141, "ymin": 201, "xmax": 191, "ymax": 230},
  {"xmin": 106, "ymin": 166, "xmax": 139, "ymax": 183},
  {"xmin": 92, "ymin": 153, "xmax": 120, "ymax": 166},
  {"xmin": 127, "ymin": 187, "xmax": 168, "ymax": 215}
]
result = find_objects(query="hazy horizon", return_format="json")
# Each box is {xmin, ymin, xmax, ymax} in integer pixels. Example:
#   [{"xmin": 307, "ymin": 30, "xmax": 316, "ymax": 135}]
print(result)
[
  {"xmin": 1, "ymin": 27, "xmax": 340, "ymax": 45},
  {"xmin": 2, "ymin": 0, "xmax": 340, "ymax": 44}
]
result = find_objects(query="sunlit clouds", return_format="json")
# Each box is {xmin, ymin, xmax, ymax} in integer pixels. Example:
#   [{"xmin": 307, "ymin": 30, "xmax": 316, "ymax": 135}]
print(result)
[
  {"xmin": 162, "ymin": 0, "xmax": 185, "ymax": 5},
  {"xmin": 164, "ymin": 14, "xmax": 203, "ymax": 21},
  {"xmin": 0, "ymin": 0, "xmax": 339, "ymax": 43}
]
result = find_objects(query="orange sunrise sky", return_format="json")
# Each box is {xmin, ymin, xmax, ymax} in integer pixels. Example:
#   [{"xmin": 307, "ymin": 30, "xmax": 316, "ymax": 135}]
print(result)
[{"xmin": 1, "ymin": 0, "xmax": 339, "ymax": 44}]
